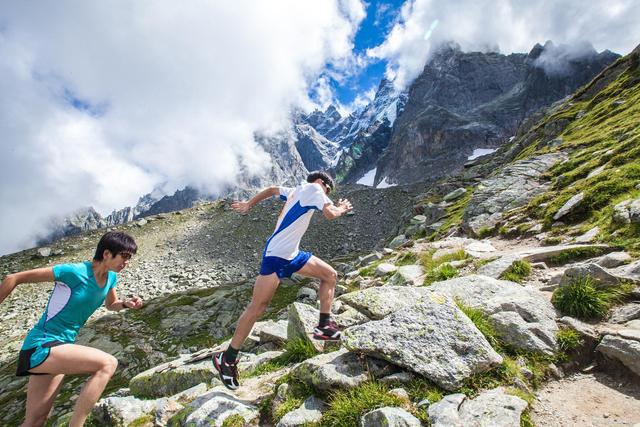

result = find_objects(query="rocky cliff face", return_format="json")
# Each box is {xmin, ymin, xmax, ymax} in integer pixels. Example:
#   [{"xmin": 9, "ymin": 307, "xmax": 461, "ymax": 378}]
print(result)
[{"xmin": 374, "ymin": 41, "xmax": 619, "ymax": 186}]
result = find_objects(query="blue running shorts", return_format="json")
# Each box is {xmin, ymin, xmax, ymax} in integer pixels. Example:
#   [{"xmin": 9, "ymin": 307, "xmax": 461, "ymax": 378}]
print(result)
[{"xmin": 260, "ymin": 251, "xmax": 312, "ymax": 279}]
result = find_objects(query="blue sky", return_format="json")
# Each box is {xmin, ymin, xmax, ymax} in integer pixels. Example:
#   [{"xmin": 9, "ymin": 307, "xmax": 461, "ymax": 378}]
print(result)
[{"xmin": 330, "ymin": 0, "xmax": 406, "ymax": 107}]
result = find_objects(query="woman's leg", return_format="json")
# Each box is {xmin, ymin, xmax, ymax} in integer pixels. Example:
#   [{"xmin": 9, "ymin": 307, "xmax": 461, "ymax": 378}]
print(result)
[
  {"xmin": 22, "ymin": 374, "xmax": 65, "ymax": 427},
  {"xmin": 28, "ymin": 344, "xmax": 118, "ymax": 427}
]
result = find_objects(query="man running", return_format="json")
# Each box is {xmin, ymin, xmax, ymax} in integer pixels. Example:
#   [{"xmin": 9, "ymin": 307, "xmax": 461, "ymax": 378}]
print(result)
[{"xmin": 213, "ymin": 171, "xmax": 352, "ymax": 389}]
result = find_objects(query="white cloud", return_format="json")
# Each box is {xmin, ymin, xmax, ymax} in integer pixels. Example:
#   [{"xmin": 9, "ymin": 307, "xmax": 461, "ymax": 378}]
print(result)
[
  {"xmin": 369, "ymin": 0, "xmax": 640, "ymax": 90},
  {"xmin": 0, "ymin": 0, "xmax": 365, "ymax": 255}
]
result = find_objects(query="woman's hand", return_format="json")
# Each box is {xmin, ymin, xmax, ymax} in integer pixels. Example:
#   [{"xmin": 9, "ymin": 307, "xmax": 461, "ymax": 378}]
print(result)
[{"xmin": 124, "ymin": 296, "xmax": 143, "ymax": 309}]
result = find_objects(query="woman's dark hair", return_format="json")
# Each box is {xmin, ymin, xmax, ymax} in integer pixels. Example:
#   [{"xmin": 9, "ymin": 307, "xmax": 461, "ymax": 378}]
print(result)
[
  {"xmin": 306, "ymin": 171, "xmax": 335, "ymax": 193},
  {"xmin": 93, "ymin": 231, "xmax": 138, "ymax": 261}
]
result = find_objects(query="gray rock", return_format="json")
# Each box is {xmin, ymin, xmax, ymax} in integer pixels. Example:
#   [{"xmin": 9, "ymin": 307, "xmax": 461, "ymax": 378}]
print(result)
[
  {"xmin": 334, "ymin": 306, "xmax": 370, "ymax": 328},
  {"xmin": 287, "ymin": 302, "xmax": 324, "ymax": 352},
  {"xmin": 444, "ymin": 188, "xmax": 467, "ymax": 202},
  {"xmin": 429, "ymin": 388, "xmax": 527, "ymax": 427},
  {"xmin": 36, "ymin": 247, "xmax": 52, "ymax": 258},
  {"xmin": 338, "ymin": 286, "xmax": 430, "ymax": 320},
  {"xmin": 389, "ymin": 235, "xmax": 408, "ymax": 249},
  {"xmin": 428, "ymin": 393, "xmax": 467, "ymax": 427},
  {"xmin": 292, "ymin": 349, "xmax": 368, "ymax": 392},
  {"xmin": 361, "ymin": 407, "xmax": 421, "ymax": 427},
  {"xmin": 574, "ymin": 226, "xmax": 600, "ymax": 243},
  {"xmin": 343, "ymin": 294, "xmax": 503, "ymax": 390},
  {"xmin": 238, "ymin": 351, "xmax": 284, "ymax": 372},
  {"xmin": 129, "ymin": 357, "xmax": 220, "ymax": 399},
  {"xmin": 463, "ymin": 153, "xmax": 565, "ymax": 234},
  {"xmin": 388, "ymin": 265, "xmax": 425, "ymax": 286},
  {"xmin": 561, "ymin": 263, "xmax": 620, "ymax": 287},
  {"xmin": 375, "ymin": 263, "xmax": 399, "ymax": 276},
  {"xmin": 296, "ymin": 286, "xmax": 317, "ymax": 302},
  {"xmin": 257, "ymin": 320, "xmax": 288, "ymax": 345},
  {"xmin": 553, "ymin": 192, "xmax": 584, "ymax": 220},
  {"xmin": 597, "ymin": 334, "xmax": 640, "ymax": 376},
  {"xmin": 177, "ymin": 389, "xmax": 259, "ymax": 426},
  {"xmin": 613, "ymin": 200, "xmax": 631, "ymax": 224},
  {"xmin": 410, "ymin": 215, "xmax": 427, "ymax": 224},
  {"xmin": 609, "ymin": 303, "xmax": 640, "ymax": 324},
  {"xmin": 476, "ymin": 255, "xmax": 521, "ymax": 278},
  {"xmin": 630, "ymin": 198, "xmax": 640, "ymax": 223},
  {"xmin": 277, "ymin": 396, "xmax": 325, "ymax": 427},
  {"xmin": 93, "ymin": 395, "xmax": 163, "ymax": 426},
  {"xmin": 610, "ymin": 260, "xmax": 640, "ymax": 284},
  {"xmin": 429, "ymin": 275, "xmax": 558, "ymax": 354},
  {"xmin": 359, "ymin": 252, "xmax": 383, "ymax": 266},
  {"xmin": 596, "ymin": 252, "xmax": 632, "ymax": 268}
]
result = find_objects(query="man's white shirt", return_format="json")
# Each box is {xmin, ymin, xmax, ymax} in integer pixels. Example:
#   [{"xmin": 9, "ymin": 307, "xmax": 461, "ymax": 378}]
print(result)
[{"xmin": 263, "ymin": 183, "xmax": 332, "ymax": 260}]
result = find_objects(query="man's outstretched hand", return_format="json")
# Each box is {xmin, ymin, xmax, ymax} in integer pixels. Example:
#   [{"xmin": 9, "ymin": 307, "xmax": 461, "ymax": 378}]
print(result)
[
  {"xmin": 337, "ymin": 198, "xmax": 353, "ymax": 214},
  {"xmin": 231, "ymin": 200, "xmax": 250, "ymax": 215}
]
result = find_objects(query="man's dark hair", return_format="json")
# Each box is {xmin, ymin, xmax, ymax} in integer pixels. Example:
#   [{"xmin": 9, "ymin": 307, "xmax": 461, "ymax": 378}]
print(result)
[
  {"xmin": 306, "ymin": 171, "xmax": 335, "ymax": 193},
  {"xmin": 93, "ymin": 231, "xmax": 138, "ymax": 261}
]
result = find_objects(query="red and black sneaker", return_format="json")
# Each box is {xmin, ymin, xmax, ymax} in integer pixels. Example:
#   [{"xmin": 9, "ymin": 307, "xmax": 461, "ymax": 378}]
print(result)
[
  {"xmin": 312, "ymin": 321, "xmax": 341, "ymax": 341},
  {"xmin": 212, "ymin": 351, "xmax": 239, "ymax": 390}
]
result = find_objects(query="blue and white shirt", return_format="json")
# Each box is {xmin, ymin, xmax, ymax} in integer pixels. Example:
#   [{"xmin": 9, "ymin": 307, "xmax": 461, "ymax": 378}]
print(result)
[
  {"xmin": 263, "ymin": 183, "xmax": 332, "ymax": 260},
  {"xmin": 22, "ymin": 262, "xmax": 117, "ymax": 348}
]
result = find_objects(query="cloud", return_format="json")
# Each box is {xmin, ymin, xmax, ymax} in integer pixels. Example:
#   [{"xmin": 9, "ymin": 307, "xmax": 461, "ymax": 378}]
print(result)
[
  {"xmin": 368, "ymin": 0, "xmax": 640, "ymax": 90},
  {"xmin": 0, "ymin": 0, "xmax": 365, "ymax": 255}
]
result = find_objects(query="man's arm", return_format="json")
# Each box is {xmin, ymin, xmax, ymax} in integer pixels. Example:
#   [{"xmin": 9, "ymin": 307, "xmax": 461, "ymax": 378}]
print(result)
[
  {"xmin": 0, "ymin": 267, "xmax": 54, "ymax": 305},
  {"xmin": 322, "ymin": 198, "xmax": 353, "ymax": 220},
  {"xmin": 231, "ymin": 186, "xmax": 280, "ymax": 214}
]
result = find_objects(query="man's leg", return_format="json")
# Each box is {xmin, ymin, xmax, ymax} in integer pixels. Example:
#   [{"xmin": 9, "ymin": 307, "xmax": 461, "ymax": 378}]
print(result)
[
  {"xmin": 214, "ymin": 273, "xmax": 280, "ymax": 390},
  {"xmin": 27, "ymin": 344, "xmax": 118, "ymax": 427},
  {"xmin": 22, "ymin": 373, "xmax": 65, "ymax": 427},
  {"xmin": 229, "ymin": 273, "xmax": 281, "ymax": 350},
  {"xmin": 296, "ymin": 255, "xmax": 338, "ymax": 314}
]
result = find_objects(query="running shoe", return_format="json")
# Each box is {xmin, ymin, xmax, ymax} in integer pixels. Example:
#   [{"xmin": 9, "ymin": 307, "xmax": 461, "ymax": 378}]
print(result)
[
  {"xmin": 212, "ymin": 351, "xmax": 239, "ymax": 390},
  {"xmin": 312, "ymin": 321, "xmax": 341, "ymax": 341}
]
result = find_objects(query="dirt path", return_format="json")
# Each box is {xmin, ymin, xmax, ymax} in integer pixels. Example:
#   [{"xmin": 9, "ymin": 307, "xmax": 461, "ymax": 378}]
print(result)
[{"xmin": 531, "ymin": 372, "xmax": 640, "ymax": 426}]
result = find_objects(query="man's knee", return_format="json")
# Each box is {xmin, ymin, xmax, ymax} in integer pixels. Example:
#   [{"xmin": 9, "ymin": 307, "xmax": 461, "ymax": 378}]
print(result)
[
  {"xmin": 248, "ymin": 300, "xmax": 270, "ymax": 316},
  {"xmin": 323, "ymin": 268, "xmax": 337, "ymax": 284}
]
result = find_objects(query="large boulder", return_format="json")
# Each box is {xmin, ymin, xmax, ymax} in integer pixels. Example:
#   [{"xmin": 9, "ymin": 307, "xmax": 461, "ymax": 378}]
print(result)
[
  {"xmin": 429, "ymin": 275, "xmax": 558, "ymax": 354},
  {"xmin": 361, "ymin": 407, "xmax": 421, "ymax": 427},
  {"xmin": 291, "ymin": 349, "xmax": 368, "ymax": 392},
  {"xmin": 287, "ymin": 302, "xmax": 324, "ymax": 352},
  {"xmin": 337, "ymin": 286, "xmax": 430, "ymax": 320},
  {"xmin": 476, "ymin": 255, "xmax": 521, "ymax": 278},
  {"xmin": 429, "ymin": 388, "xmax": 528, "ymax": 427},
  {"xmin": 93, "ymin": 395, "xmax": 176, "ymax": 427},
  {"xmin": 343, "ymin": 294, "xmax": 503, "ymax": 390},
  {"xmin": 129, "ymin": 357, "xmax": 220, "ymax": 399}
]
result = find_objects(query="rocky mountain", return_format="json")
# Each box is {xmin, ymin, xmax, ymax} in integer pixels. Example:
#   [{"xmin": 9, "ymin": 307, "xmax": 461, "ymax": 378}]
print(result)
[
  {"xmin": 1, "ymin": 43, "xmax": 640, "ymax": 426},
  {"xmin": 374, "ymin": 41, "xmax": 620, "ymax": 186}
]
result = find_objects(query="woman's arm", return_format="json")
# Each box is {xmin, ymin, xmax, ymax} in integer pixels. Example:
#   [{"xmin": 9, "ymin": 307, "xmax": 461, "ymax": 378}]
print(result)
[
  {"xmin": 104, "ymin": 288, "xmax": 143, "ymax": 311},
  {"xmin": 0, "ymin": 267, "xmax": 55, "ymax": 305}
]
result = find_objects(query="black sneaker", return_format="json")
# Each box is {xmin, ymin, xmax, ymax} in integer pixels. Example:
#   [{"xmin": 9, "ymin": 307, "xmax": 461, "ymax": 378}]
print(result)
[
  {"xmin": 313, "ymin": 321, "xmax": 341, "ymax": 341},
  {"xmin": 212, "ymin": 351, "xmax": 239, "ymax": 390}
]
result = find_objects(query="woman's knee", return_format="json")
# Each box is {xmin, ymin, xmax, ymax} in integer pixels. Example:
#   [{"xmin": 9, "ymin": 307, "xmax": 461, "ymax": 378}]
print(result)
[{"xmin": 98, "ymin": 355, "xmax": 118, "ymax": 376}]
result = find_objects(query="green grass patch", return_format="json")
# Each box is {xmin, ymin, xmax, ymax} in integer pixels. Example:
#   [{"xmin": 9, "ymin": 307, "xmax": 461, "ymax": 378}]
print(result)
[
  {"xmin": 477, "ymin": 226, "xmax": 494, "ymax": 238},
  {"xmin": 546, "ymin": 247, "xmax": 607, "ymax": 266},
  {"xmin": 129, "ymin": 415, "xmax": 154, "ymax": 427},
  {"xmin": 271, "ymin": 375, "xmax": 315, "ymax": 423},
  {"xmin": 556, "ymin": 327, "xmax": 584, "ymax": 353},
  {"xmin": 456, "ymin": 300, "xmax": 502, "ymax": 351},
  {"xmin": 320, "ymin": 382, "xmax": 404, "ymax": 427},
  {"xmin": 423, "ymin": 263, "xmax": 459, "ymax": 285},
  {"xmin": 432, "ymin": 188, "xmax": 474, "ymax": 239},
  {"xmin": 242, "ymin": 338, "xmax": 319, "ymax": 378},
  {"xmin": 499, "ymin": 260, "xmax": 532, "ymax": 283},
  {"xmin": 552, "ymin": 276, "xmax": 634, "ymax": 320},
  {"xmin": 221, "ymin": 414, "xmax": 245, "ymax": 427},
  {"xmin": 395, "ymin": 252, "xmax": 418, "ymax": 266}
]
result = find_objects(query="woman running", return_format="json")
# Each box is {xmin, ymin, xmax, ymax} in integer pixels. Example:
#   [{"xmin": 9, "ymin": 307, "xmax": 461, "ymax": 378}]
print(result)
[{"xmin": 0, "ymin": 231, "xmax": 143, "ymax": 427}]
